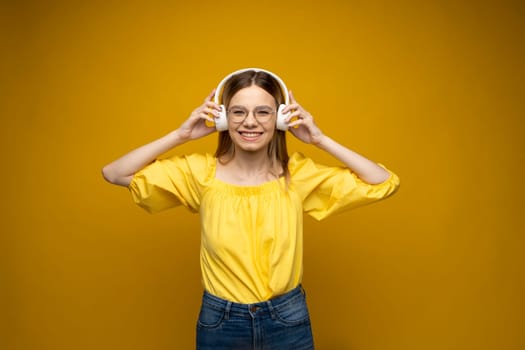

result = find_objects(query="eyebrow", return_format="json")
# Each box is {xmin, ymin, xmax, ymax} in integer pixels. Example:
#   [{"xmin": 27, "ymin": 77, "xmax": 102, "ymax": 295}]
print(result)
[{"xmin": 229, "ymin": 105, "xmax": 274, "ymax": 109}]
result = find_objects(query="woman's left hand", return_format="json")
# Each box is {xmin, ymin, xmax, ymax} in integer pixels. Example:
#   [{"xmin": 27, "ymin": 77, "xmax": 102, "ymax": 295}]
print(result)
[{"xmin": 283, "ymin": 91, "xmax": 325, "ymax": 145}]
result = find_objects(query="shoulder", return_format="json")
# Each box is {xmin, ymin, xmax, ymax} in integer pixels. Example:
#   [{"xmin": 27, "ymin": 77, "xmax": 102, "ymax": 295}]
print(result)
[
  {"xmin": 175, "ymin": 153, "xmax": 214, "ymax": 166},
  {"xmin": 156, "ymin": 153, "xmax": 216, "ymax": 182},
  {"xmin": 288, "ymin": 152, "xmax": 307, "ymax": 171},
  {"xmin": 169, "ymin": 153, "xmax": 213, "ymax": 172},
  {"xmin": 288, "ymin": 152, "xmax": 324, "ymax": 176},
  {"xmin": 164, "ymin": 152, "xmax": 213, "ymax": 167}
]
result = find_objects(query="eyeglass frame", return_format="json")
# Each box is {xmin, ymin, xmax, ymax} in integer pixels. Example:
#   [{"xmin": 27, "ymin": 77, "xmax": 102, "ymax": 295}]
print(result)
[{"xmin": 226, "ymin": 105, "xmax": 277, "ymax": 124}]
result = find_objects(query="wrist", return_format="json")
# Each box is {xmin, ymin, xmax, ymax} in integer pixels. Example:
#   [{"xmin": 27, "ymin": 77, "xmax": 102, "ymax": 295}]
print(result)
[
  {"xmin": 169, "ymin": 129, "xmax": 188, "ymax": 146},
  {"xmin": 313, "ymin": 134, "xmax": 331, "ymax": 148}
]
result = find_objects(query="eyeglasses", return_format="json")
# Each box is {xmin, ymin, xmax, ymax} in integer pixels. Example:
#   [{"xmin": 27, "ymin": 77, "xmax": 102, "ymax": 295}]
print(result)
[{"xmin": 227, "ymin": 106, "xmax": 276, "ymax": 123}]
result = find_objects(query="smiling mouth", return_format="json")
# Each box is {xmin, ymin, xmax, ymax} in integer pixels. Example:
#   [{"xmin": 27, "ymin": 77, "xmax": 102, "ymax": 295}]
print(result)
[{"xmin": 238, "ymin": 131, "xmax": 264, "ymax": 139}]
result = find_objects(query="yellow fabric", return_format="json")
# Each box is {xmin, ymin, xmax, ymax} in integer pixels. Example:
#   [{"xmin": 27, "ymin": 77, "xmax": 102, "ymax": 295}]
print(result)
[{"xmin": 129, "ymin": 152, "xmax": 400, "ymax": 303}]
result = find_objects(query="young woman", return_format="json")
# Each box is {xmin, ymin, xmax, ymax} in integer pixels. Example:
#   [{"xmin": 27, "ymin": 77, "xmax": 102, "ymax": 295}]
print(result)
[{"xmin": 102, "ymin": 68, "xmax": 399, "ymax": 349}]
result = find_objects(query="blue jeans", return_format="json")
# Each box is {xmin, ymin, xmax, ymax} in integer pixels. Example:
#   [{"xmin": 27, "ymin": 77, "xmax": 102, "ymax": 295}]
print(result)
[{"xmin": 196, "ymin": 285, "xmax": 315, "ymax": 349}]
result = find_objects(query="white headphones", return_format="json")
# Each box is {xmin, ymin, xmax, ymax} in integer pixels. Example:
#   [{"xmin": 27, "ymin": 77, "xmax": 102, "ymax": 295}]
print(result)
[{"xmin": 213, "ymin": 68, "xmax": 290, "ymax": 131}]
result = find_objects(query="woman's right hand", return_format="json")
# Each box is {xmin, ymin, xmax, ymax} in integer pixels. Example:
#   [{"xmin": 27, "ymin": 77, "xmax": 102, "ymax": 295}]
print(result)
[
  {"xmin": 176, "ymin": 89, "xmax": 221, "ymax": 142},
  {"xmin": 102, "ymin": 90, "xmax": 222, "ymax": 187}
]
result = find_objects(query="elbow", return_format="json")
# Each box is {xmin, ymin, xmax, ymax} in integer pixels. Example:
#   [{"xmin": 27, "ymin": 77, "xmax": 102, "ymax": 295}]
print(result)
[
  {"xmin": 102, "ymin": 165, "xmax": 133, "ymax": 187},
  {"xmin": 101, "ymin": 165, "xmax": 123, "ymax": 185},
  {"xmin": 101, "ymin": 165, "xmax": 116, "ymax": 184},
  {"xmin": 365, "ymin": 164, "xmax": 396, "ymax": 185},
  {"xmin": 364, "ymin": 170, "xmax": 391, "ymax": 185}
]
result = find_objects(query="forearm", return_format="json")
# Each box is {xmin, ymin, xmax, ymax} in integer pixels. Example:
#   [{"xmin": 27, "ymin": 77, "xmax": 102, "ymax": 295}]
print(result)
[
  {"xmin": 315, "ymin": 135, "xmax": 391, "ymax": 184},
  {"xmin": 102, "ymin": 129, "xmax": 185, "ymax": 186}
]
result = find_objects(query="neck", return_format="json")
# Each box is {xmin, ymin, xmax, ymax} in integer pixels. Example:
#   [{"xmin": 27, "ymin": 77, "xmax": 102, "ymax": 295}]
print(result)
[
  {"xmin": 216, "ymin": 146, "xmax": 283, "ymax": 186},
  {"xmin": 229, "ymin": 148, "xmax": 272, "ymax": 176}
]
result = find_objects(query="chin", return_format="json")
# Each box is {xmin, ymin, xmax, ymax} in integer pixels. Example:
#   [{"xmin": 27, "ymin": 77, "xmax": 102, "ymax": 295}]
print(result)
[{"xmin": 236, "ymin": 143, "xmax": 268, "ymax": 153}]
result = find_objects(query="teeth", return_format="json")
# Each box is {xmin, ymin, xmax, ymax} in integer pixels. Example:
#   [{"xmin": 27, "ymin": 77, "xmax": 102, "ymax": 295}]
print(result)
[{"xmin": 241, "ymin": 132, "xmax": 261, "ymax": 137}]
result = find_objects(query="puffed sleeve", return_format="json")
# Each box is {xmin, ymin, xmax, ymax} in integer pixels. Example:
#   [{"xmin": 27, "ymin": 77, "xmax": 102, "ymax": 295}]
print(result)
[
  {"xmin": 289, "ymin": 153, "xmax": 400, "ymax": 221},
  {"xmin": 128, "ymin": 153, "xmax": 211, "ymax": 214}
]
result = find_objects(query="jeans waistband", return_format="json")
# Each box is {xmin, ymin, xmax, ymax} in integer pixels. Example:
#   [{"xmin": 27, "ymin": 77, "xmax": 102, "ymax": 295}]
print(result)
[{"xmin": 202, "ymin": 285, "xmax": 306, "ymax": 318}]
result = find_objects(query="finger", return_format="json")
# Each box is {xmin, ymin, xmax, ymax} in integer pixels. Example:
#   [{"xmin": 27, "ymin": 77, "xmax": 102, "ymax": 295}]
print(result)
[
  {"xmin": 287, "ymin": 119, "xmax": 304, "ymax": 129},
  {"xmin": 200, "ymin": 112, "xmax": 215, "ymax": 123},
  {"xmin": 289, "ymin": 90, "xmax": 296, "ymax": 104},
  {"xmin": 205, "ymin": 116, "xmax": 215, "ymax": 123},
  {"xmin": 192, "ymin": 110, "xmax": 214, "ymax": 122},
  {"xmin": 282, "ymin": 102, "xmax": 300, "ymax": 114},
  {"xmin": 205, "ymin": 89, "xmax": 216, "ymax": 102},
  {"xmin": 202, "ymin": 107, "xmax": 220, "ymax": 117},
  {"xmin": 284, "ymin": 109, "xmax": 302, "ymax": 123},
  {"xmin": 204, "ymin": 101, "xmax": 221, "ymax": 111}
]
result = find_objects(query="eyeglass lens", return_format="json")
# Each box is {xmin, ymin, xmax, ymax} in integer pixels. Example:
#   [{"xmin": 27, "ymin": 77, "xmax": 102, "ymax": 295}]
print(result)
[{"xmin": 228, "ymin": 106, "xmax": 275, "ymax": 123}]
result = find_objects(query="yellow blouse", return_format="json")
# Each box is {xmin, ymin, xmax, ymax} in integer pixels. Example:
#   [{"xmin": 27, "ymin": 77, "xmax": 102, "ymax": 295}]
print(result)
[{"xmin": 129, "ymin": 152, "xmax": 399, "ymax": 303}]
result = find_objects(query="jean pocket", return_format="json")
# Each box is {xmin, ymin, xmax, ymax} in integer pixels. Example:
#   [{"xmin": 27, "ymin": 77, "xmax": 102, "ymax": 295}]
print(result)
[
  {"xmin": 197, "ymin": 302, "xmax": 225, "ymax": 328},
  {"xmin": 274, "ymin": 294, "xmax": 311, "ymax": 326}
]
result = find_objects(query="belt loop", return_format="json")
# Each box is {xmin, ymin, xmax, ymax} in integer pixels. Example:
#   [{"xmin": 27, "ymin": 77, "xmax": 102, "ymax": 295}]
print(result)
[
  {"xmin": 224, "ymin": 301, "xmax": 232, "ymax": 320},
  {"xmin": 266, "ymin": 300, "xmax": 277, "ymax": 320},
  {"xmin": 300, "ymin": 284, "xmax": 306, "ymax": 298}
]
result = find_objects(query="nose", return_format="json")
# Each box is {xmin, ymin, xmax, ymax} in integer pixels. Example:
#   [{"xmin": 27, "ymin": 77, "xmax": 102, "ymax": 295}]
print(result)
[{"xmin": 242, "ymin": 111, "xmax": 258, "ymax": 126}]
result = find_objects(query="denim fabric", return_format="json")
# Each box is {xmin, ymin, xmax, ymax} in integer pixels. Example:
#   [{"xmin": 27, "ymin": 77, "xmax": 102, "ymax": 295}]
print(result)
[{"xmin": 196, "ymin": 285, "xmax": 315, "ymax": 350}]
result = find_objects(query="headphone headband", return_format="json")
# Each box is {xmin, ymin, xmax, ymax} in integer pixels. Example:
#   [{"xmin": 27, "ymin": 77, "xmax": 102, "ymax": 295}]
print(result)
[{"xmin": 214, "ymin": 68, "xmax": 290, "ymax": 105}]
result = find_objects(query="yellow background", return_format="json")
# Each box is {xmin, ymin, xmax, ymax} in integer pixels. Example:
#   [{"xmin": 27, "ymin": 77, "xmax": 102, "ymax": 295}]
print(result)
[{"xmin": 2, "ymin": 0, "xmax": 524, "ymax": 349}]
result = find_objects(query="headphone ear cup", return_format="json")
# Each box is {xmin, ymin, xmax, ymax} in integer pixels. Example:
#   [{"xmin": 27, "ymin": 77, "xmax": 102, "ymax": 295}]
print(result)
[
  {"xmin": 276, "ymin": 104, "xmax": 289, "ymax": 131},
  {"xmin": 214, "ymin": 105, "xmax": 228, "ymax": 131}
]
